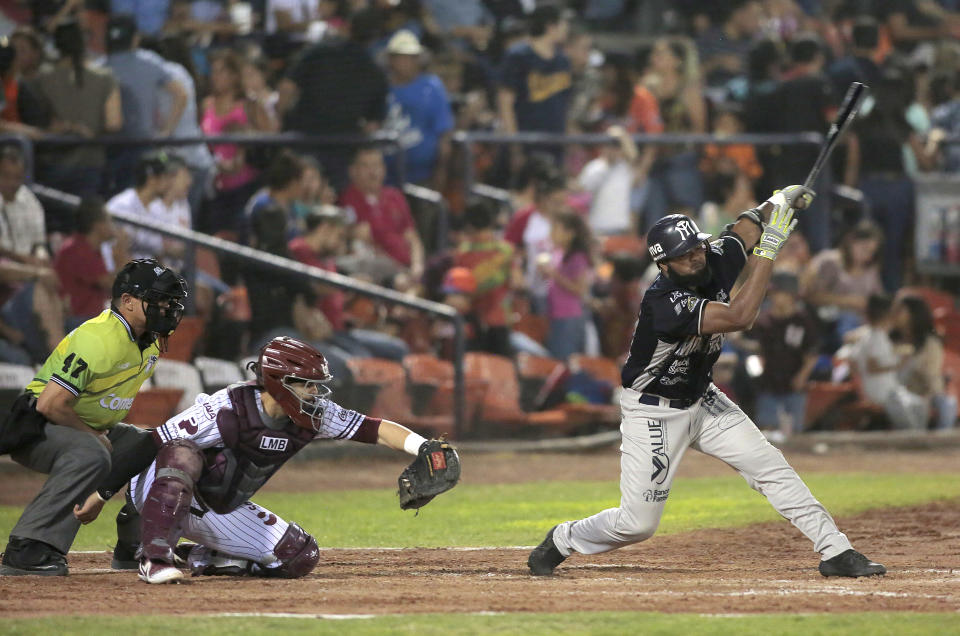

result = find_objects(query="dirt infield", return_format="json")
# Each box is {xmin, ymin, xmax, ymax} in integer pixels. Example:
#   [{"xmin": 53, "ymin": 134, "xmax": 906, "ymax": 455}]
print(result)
[
  {"xmin": 2, "ymin": 449, "xmax": 959, "ymax": 617},
  {"xmin": 0, "ymin": 501, "xmax": 958, "ymax": 617}
]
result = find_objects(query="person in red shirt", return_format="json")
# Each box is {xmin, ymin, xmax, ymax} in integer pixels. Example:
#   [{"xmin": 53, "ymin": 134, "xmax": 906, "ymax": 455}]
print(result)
[
  {"xmin": 53, "ymin": 197, "xmax": 116, "ymax": 329},
  {"xmin": 287, "ymin": 205, "xmax": 409, "ymax": 361},
  {"xmin": 339, "ymin": 145, "xmax": 424, "ymax": 282}
]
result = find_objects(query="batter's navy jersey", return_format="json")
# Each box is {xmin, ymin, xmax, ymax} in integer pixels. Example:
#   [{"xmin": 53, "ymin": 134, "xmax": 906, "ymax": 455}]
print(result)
[{"xmin": 621, "ymin": 233, "xmax": 749, "ymax": 402}]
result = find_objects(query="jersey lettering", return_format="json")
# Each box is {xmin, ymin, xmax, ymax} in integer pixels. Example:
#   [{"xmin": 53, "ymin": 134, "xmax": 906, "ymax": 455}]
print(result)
[
  {"xmin": 259, "ymin": 436, "xmax": 289, "ymax": 452},
  {"xmin": 178, "ymin": 418, "xmax": 199, "ymax": 435}
]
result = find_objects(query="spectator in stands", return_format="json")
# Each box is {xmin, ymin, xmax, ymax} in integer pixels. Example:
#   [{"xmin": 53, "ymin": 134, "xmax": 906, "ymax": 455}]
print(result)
[
  {"xmin": 827, "ymin": 17, "xmax": 885, "ymax": 97},
  {"xmin": 0, "ymin": 146, "xmax": 66, "ymax": 362},
  {"xmin": 0, "ymin": 38, "xmax": 44, "ymax": 140},
  {"xmin": 421, "ymin": 0, "xmax": 494, "ymax": 52},
  {"xmin": 504, "ymin": 172, "xmax": 567, "ymax": 315},
  {"xmin": 105, "ymin": 152, "xmax": 176, "ymax": 266},
  {"xmin": 245, "ymin": 150, "xmax": 305, "ymax": 248},
  {"xmin": 242, "ymin": 56, "xmax": 281, "ymax": 132},
  {"xmin": 111, "ymin": 0, "xmax": 171, "ymax": 36},
  {"xmin": 9, "ymin": 27, "xmax": 45, "ymax": 82},
  {"xmin": 639, "ymin": 37, "xmax": 707, "ymax": 232},
  {"xmin": 542, "ymin": 210, "xmax": 593, "ymax": 360},
  {"xmin": 265, "ymin": 0, "xmax": 322, "ymax": 40},
  {"xmin": 278, "ymin": 8, "xmax": 388, "ymax": 188},
  {"xmin": 497, "ymin": 4, "xmax": 571, "ymax": 167},
  {"xmin": 339, "ymin": 144, "xmax": 425, "ymax": 282},
  {"xmin": 147, "ymin": 154, "xmax": 192, "ymax": 272},
  {"xmin": 892, "ymin": 295, "xmax": 956, "ymax": 430},
  {"xmin": 200, "ymin": 49, "xmax": 275, "ymax": 238},
  {"xmin": 564, "ymin": 27, "xmax": 600, "ymax": 133},
  {"xmin": 52, "ymin": 197, "xmax": 115, "ymax": 329},
  {"xmin": 290, "ymin": 156, "xmax": 337, "ymax": 232},
  {"xmin": 747, "ymin": 271, "xmax": 820, "ymax": 438},
  {"xmin": 383, "ymin": 30, "xmax": 455, "ymax": 190},
  {"xmin": 143, "ymin": 34, "xmax": 215, "ymax": 216},
  {"xmin": 30, "ymin": 19, "xmax": 123, "ymax": 196},
  {"xmin": 454, "ymin": 200, "xmax": 516, "ymax": 357},
  {"xmin": 577, "ymin": 125, "xmax": 645, "ymax": 237},
  {"xmin": 930, "ymin": 69, "xmax": 960, "ymax": 172},
  {"xmin": 850, "ymin": 294, "xmax": 929, "ymax": 430},
  {"xmin": 288, "ymin": 205, "xmax": 410, "ymax": 361},
  {"xmin": 847, "ymin": 65, "xmax": 919, "ymax": 291},
  {"xmin": 801, "ymin": 220, "xmax": 884, "ymax": 351},
  {"xmin": 751, "ymin": 34, "xmax": 835, "ymax": 252},
  {"xmin": 696, "ymin": 0, "xmax": 763, "ymax": 89},
  {"xmin": 104, "ymin": 13, "xmax": 187, "ymax": 191}
]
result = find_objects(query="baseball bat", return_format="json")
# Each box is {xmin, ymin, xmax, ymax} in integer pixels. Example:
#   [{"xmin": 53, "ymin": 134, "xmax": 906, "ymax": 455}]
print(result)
[{"xmin": 803, "ymin": 81, "xmax": 869, "ymax": 190}]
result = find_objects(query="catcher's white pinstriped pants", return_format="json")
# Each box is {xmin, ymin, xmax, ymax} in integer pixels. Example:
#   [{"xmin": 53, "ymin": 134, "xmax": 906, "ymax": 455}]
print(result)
[
  {"xmin": 552, "ymin": 385, "xmax": 853, "ymax": 560},
  {"xmin": 130, "ymin": 464, "xmax": 290, "ymax": 565}
]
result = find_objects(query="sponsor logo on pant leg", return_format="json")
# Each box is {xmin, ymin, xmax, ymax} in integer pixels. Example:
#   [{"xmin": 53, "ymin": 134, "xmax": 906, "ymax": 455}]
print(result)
[
  {"xmin": 643, "ymin": 488, "xmax": 670, "ymax": 503},
  {"xmin": 648, "ymin": 420, "xmax": 669, "ymax": 485}
]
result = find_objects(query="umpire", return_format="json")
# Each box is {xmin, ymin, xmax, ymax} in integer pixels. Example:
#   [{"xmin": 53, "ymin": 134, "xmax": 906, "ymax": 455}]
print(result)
[{"xmin": 0, "ymin": 259, "xmax": 187, "ymax": 576}]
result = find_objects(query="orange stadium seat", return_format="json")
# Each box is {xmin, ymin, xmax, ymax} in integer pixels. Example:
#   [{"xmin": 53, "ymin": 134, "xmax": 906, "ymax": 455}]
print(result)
[
  {"xmin": 463, "ymin": 352, "xmax": 570, "ymax": 432},
  {"xmin": 511, "ymin": 314, "xmax": 550, "ymax": 346},
  {"xmin": 942, "ymin": 351, "xmax": 960, "ymax": 422},
  {"xmin": 402, "ymin": 354, "xmax": 486, "ymax": 431},
  {"xmin": 346, "ymin": 358, "xmax": 455, "ymax": 438},
  {"xmin": 164, "ymin": 315, "xmax": 205, "ymax": 362},
  {"xmin": 125, "ymin": 388, "xmax": 184, "ymax": 428}
]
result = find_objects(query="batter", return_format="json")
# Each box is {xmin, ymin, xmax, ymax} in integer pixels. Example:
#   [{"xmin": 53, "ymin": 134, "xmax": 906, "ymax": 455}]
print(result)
[{"xmin": 527, "ymin": 185, "xmax": 886, "ymax": 578}]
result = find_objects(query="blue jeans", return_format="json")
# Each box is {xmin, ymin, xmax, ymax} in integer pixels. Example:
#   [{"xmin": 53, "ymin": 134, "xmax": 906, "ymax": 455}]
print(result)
[
  {"xmin": 547, "ymin": 314, "xmax": 586, "ymax": 361},
  {"xmin": 755, "ymin": 391, "xmax": 808, "ymax": 434},
  {"xmin": 859, "ymin": 174, "xmax": 915, "ymax": 291},
  {"xmin": 642, "ymin": 152, "xmax": 704, "ymax": 232}
]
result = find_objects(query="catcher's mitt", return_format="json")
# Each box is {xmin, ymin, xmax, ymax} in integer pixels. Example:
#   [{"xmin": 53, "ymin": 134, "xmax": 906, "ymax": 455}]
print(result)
[{"xmin": 398, "ymin": 439, "xmax": 461, "ymax": 510}]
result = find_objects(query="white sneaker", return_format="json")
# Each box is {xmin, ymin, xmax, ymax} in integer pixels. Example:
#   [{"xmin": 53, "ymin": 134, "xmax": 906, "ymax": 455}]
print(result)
[{"xmin": 138, "ymin": 558, "xmax": 185, "ymax": 584}]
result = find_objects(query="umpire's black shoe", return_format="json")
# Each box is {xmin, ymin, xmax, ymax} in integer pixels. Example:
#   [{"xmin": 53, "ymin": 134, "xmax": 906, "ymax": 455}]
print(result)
[
  {"xmin": 111, "ymin": 541, "xmax": 140, "ymax": 570},
  {"xmin": 819, "ymin": 549, "xmax": 886, "ymax": 577},
  {"xmin": 528, "ymin": 525, "xmax": 567, "ymax": 576},
  {"xmin": 0, "ymin": 536, "xmax": 68, "ymax": 576}
]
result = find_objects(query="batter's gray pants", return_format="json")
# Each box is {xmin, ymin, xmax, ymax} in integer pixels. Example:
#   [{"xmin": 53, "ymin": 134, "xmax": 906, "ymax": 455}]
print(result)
[
  {"xmin": 553, "ymin": 385, "xmax": 853, "ymax": 561},
  {"xmin": 9, "ymin": 422, "xmax": 150, "ymax": 555}
]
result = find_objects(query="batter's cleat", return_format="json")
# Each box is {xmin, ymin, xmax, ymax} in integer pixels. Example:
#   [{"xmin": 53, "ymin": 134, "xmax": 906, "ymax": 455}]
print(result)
[
  {"xmin": 0, "ymin": 537, "xmax": 68, "ymax": 576},
  {"xmin": 111, "ymin": 541, "xmax": 140, "ymax": 570},
  {"xmin": 819, "ymin": 549, "xmax": 886, "ymax": 577},
  {"xmin": 138, "ymin": 558, "xmax": 185, "ymax": 584},
  {"xmin": 528, "ymin": 525, "xmax": 566, "ymax": 576}
]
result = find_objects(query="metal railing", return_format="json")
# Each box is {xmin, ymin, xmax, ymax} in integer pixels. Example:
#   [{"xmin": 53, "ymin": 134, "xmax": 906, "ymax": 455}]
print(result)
[{"xmin": 32, "ymin": 184, "xmax": 469, "ymax": 436}]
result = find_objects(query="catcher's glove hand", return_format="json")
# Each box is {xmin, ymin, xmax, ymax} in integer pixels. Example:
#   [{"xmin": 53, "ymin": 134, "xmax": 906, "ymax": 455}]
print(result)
[{"xmin": 398, "ymin": 439, "xmax": 461, "ymax": 510}]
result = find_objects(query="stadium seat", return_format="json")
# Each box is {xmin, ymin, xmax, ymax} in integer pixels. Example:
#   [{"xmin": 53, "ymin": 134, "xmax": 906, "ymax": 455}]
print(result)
[
  {"xmin": 346, "ymin": 358, "xmax": 455, "ymax": 438},
  {"xmin": 462, "ymin": 352, "xmax": 570, "ymax": 432},
  {"xmin": 600, "ymin": 234, "xmax": 646, "ymax": 257},
  {"xmin": 512, "ymin": 314, "xmax": 550, "ymax": 346},
  {"xmin": 942, "ymin": 350, "xmax": 960, "ymax": 423},
  {"xmin": 0, "ymin": 363, "xmax": 36, "ymax": 414},
  {"xmin": 402, "ymin": 353, "xmax": 486, "ymax": 431},
  {"xmin": 194, "ymin": 356, "xmax": 244, "ymax": 393},
  {"xmin": 164, "ymin": 315, "xmax": 205, "ymax": 362},
  {"xmin": 515, "ymin": 353, "xmax": 567, "ymax": 411},
  {"xmin": 151, "ymin": 359, "xmax": 204, "ymax": 413},
  {"xmin": 125, "ymin": 388, "xmax": 184, "ymax": 428}
]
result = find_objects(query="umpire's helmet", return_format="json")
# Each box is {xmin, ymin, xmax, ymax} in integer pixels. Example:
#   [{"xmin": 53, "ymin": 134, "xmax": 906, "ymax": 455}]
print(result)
[
  {"xmin": 646, "ymin": 214, "xmax": 711, "ymax": 263},
  {"xmin": 252, "ymin": 337, "xmax": 334, "ymax": 432},
  {"xmin": 112, "ymin": 258, "xmax": 188, "ymax": 338}
]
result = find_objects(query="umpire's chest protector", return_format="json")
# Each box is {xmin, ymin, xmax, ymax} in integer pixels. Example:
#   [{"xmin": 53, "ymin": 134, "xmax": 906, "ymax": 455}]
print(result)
[{"xmin": 196, "ymin": 385, "xmax": 315, "ymax": 514}]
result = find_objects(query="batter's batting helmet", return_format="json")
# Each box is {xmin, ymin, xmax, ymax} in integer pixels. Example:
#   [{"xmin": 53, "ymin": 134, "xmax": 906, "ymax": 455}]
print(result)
[
  {"xmin": 646, "ymin": 214, "xmax": 711, "ymax": 263},
  {"xmin": 252, "ymin": 337, "xmax": 334, "ymax": 432}
]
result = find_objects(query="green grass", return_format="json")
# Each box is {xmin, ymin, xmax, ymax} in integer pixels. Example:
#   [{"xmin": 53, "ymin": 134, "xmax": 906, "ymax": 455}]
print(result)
[
  {"xmin": 2, "ymin": 472, "xmax": 958, "ymax": 550},
  {"xmin": 1, "ymin": 612, "xmax": 959, "ymax": 636}
]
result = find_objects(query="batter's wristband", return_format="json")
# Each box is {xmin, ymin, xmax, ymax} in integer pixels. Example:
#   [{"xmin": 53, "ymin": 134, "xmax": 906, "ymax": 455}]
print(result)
[
  {"xmin": 737, "ymin": 208, "xmax": 764, "ymax": 230},
  {"xmin": 753, "ymin": 246, "xmax": 778, "ymax": 260}
]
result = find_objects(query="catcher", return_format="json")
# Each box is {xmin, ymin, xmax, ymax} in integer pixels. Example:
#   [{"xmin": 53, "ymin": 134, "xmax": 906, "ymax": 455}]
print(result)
[{"xmin": 73, "ymin": 336, "xmax": 460, "ymax": 584}]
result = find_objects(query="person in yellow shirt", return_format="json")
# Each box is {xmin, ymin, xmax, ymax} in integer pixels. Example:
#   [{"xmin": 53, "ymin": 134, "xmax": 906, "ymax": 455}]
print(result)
[{"xmin": 0, "ymin": 258, "xmax": 187, "ymax": 576}]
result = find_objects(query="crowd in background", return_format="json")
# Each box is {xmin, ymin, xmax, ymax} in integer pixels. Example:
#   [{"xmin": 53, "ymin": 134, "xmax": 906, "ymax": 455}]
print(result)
[{"xmin": 0, "ymin": 0, "xmax": 958, "ymax": 435}]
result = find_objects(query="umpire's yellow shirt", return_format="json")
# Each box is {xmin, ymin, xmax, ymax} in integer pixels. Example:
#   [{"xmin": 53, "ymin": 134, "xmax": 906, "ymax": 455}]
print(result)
[{"xmin": 26, "ymin": 309, "xmax": 161, "ymax": 431}]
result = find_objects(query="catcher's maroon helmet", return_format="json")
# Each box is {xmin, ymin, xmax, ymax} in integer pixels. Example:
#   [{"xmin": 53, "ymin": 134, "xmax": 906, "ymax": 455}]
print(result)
[{"xmin": 254, "ymin": 336, "xmax": 333, "ymax": 431}]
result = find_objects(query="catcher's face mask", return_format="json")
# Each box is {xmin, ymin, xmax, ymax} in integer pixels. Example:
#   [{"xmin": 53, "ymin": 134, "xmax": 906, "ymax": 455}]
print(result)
[{"xmin": 281, "ymin": 377, "xmax": 333, "ymax": 432}]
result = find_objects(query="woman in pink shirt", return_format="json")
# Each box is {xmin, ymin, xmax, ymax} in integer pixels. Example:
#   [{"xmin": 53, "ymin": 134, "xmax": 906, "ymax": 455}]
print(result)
[
  {"xmin": 200, "ymin": 50, "xmax": 276, "ymax": 239},
  {"xmin": 539, "ymin": 210, "xmax": 595, "ymax": 360}
]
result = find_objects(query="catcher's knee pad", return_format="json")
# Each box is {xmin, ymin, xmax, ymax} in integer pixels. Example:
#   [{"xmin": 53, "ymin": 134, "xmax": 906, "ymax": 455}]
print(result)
[
  {"xmin": 141, "ymin": 439, "xmax": 203, "ymax": 562},
  {"xmin": 264, "ymin": 523, "xmax": 319, "ymax": 578}
]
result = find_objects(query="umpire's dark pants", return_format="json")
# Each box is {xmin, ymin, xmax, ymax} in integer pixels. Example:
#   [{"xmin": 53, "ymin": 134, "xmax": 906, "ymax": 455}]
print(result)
[{"xmin": 8, "ymin": 419, "xmax": 149, "ymax": 555}]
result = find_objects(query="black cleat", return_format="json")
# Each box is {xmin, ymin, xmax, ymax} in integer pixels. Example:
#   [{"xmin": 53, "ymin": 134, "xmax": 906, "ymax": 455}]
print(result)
[
  {"xmin": 111, "ymin": 541, "xmax": 140, "ymax": 570},
  {"xmin": 528, "ymin": 525, "xmax": 566, "ymax": 576},
  {"xmin": 819, "ymin": 549, "xmax": 886, "ymax": 577},
  {"xmin": 0, "ymin": 537, "xmax": 68, "ymax": 576}
]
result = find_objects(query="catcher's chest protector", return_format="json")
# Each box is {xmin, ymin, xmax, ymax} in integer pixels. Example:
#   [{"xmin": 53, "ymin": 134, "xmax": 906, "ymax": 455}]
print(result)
[{"xmin": 196, "ymin": 385, "xmax": 315, "ymax": 514}]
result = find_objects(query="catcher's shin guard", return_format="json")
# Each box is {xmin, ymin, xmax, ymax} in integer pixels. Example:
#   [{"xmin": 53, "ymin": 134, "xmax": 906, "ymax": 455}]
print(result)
[
  {"xmin": 259, "ymin": 523, "xmax": 319, "ymax": 578},
  {"xmin": 140, "ymin": 439, "xmax": 203, "ymax": 563}
]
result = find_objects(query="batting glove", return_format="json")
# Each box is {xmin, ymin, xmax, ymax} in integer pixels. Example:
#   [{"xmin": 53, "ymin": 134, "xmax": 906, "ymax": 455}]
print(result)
[
  {"xmin": 754, "ymin": 195, "xmax": 800, "ymax": 261},
  {"xmin": 771, "ymin": 184, "xmax": 815, "ymax": 211}
]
